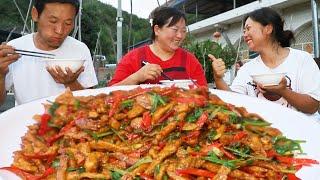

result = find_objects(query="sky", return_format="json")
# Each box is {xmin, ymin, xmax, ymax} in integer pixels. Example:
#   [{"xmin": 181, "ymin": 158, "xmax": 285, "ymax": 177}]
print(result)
[{"xmin": 98, "ymin": 0, "xmax": 168, "ymax": 19}]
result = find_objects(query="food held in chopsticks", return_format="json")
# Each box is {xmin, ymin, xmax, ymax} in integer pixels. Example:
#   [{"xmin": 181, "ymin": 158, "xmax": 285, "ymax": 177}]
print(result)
[{"xmin": 1, "ymin": 86, "xmax": 318, "ymax": 179}]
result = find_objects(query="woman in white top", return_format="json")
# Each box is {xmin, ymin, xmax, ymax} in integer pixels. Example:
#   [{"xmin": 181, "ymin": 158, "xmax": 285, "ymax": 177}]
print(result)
[{"xmin": 210, "ymin": 7, "xmax": 320, "ymax": 116}]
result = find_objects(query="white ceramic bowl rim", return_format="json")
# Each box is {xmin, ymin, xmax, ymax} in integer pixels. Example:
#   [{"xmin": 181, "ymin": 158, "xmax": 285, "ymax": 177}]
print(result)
[
  {"xmin": 160, "ymin": 79, "xmax": 196, "ymax": 83},
  {"xmin": 250, "ymin": 72, "xmax": 286, "ymax": 77},
  {"xmin": 43, "ymin": 58, "xmax": 85, "ymax": 61}
]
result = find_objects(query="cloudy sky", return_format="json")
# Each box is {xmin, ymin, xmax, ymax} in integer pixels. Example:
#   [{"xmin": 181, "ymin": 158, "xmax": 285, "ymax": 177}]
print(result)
[{"xmin": 98, "ymin": 0, "xmax": 168, "ymax": 19}]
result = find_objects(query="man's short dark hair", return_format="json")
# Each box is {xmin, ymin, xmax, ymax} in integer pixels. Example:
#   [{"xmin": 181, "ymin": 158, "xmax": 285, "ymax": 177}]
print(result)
[{"xmin": 34, "ymin": 0, "xmax": 80, "ymax": 15}]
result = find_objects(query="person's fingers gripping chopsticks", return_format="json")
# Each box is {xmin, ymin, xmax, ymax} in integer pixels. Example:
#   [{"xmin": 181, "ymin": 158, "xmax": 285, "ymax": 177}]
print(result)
[
  {"xmin": 136, "ymin": 62, "xmax": 163, "ymax": 82},
  {"xmin": 0, "ymin": 43, "xmax": 20, "ymax": 75}
]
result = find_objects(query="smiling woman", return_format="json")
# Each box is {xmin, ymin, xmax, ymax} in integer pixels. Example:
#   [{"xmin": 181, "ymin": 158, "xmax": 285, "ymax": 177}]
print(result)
[
  {"xmin": 108, "ymin": 6, "xmax": 207, "ymax": 87},
  {"xmin": 210, "ymin": 7, "xmax": 320, "ymax": 118}
]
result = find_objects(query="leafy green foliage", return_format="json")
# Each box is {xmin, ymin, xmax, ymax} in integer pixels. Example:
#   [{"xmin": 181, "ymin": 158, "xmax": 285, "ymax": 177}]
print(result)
[{"xmin": 183, "ymin": 38, "xmax": 236, "ymax": 83}]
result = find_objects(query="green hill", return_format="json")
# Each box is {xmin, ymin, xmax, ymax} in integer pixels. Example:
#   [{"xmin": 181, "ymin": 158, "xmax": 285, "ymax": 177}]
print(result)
[{"xmin": 0, "ymin": 0, "xmax": 151, "ymax": 63}]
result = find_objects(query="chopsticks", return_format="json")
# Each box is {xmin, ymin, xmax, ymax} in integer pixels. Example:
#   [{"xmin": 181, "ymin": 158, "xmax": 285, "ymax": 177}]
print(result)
[
  {"xmin": 142, "ymin": 61, "xmax": 174, "ymax": 81},
  {"xmin": 14, "ymin": 49, "xmax": 55, "ymax": 59}
]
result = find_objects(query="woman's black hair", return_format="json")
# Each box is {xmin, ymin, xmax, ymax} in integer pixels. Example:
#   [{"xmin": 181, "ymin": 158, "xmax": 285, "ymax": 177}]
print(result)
[
  {"xmin": 35, "ymin": 0, "xmax": 79, "ymax": 15},
  {"xmin": 150, "ymin": 7, "xmax": 187, "ymax": 41},
  {"xmin": 243, "ymin": 7, "xmax": 294, "ymax": 47}
]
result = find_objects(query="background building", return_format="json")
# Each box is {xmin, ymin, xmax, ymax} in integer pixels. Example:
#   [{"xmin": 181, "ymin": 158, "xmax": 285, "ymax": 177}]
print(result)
[{"xmin": 168, "ymin": 0, "xmax": 317, "ymax": 61}]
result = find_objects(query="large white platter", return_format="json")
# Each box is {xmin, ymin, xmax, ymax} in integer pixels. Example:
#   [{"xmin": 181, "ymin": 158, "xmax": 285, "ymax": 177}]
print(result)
[{"xmin": 0, "ymin": 86, "xmax": 319, "ymax": 180}]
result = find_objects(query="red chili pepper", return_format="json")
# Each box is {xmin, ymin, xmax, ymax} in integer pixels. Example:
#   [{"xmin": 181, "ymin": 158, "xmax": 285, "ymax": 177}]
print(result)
[
  {"xmin": 158, "ymin": 110, "xmax": 175, "ymax": 123},
  {"xmin": 38, "ymin": 113, "xmax": 52, "ymax": 136},
  {"xmin": 220, "ymin": 148, "xmax": 236, "ymax": 160},
  {"xmin": 294, "ymin": 165, "xmax": 303, "ymax": 171},
  {"xmin": 176, "ymin": 168, "xmax": 216, "ymax": 178},
  {"xmin": 157, "ymin": 141, "xmax": 166, "ymax": 151},
  {"xmin": 178, "ymin": 120, "xmax": 185, "ymax": 131},
  {"xmin": 0, "ymin": 166, "xmax": 54, "ymax": 180},
  {"xmin": 287, "ymin": 173, "xmax": 301, "ymax": 180},
  {"xmin": 128, "ymin": 151, "xmax": 141, "ymax": 158},
  {"xmin": 175, "ymin": 96, "xmax": 207, "ymax": 106},
  {"xmin": 182, "ymin": 130, "xmax": 200, "ymax": 145},
  {"xmin": 139, "ymin": 173, "xmax": 154, "ymax": 180},
  {"xmin": 0, "ymin": 166, "xmax": 39, "ymax": 180},
  {"xmin": 189, "ymin": 151, "xmax": 207, "ymax": 157},
  {"xmin": 108, "ymin": 97, "xmax": 121, "ymax": 117},
  {"xmin": 276, "ymin": 156, "xmax": 319, "ymax": 166},
  {"xmin": 126, "ymin": 133, "xmax": 140, "ymax": 140},
  {"xmin": 39, "ymin": 167, "xmax": 55, "ymax": 179},
  {"xmin": 24, "ymin": 152, "xmax": 56, "ymax": 164},
  {"xmin": 46, "ymin": 120, "xmax": 75, "ymax": 145},
  {"xmin": 200, "ymin": 143, "xmax": 235, "ymax": 159},
  {"xmin": 196, "ymin": 112, "xmax": 208, "ymax": 128},
  {"xmin": 183, "ymin": 130, "xmax": 200, "ymax": 140},
  {"xmin": 108, "ymin": 157, "xmax": 118, "ymax": 163},
  {"xmin": 266, "ymin": 150, "xmax": 277, "ymax": 158},
  {"xmin": 23, "ymin": 152, "xmax": 56, "ymax": 160},
  {"xmin": 141, "ymin": 111, "xmax": 152, "ymax": 131},
  {"xmin": 159, "ymin": 87, "xmax": 178, "ymax": 96},
  {"xmin": 126, "ymin": 87, "xmax": 151, "ymax": 99},
  {"xmin": 233, "ymin": 131, "xmax": 247, "ymax": 141}
]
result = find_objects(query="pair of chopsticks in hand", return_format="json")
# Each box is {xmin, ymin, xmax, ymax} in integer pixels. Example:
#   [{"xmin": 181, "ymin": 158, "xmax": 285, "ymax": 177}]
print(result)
[
  {"xmin": 13, "ymin": 49, "xmax": 55, "ymax": 59},
  {"xmin": 5, "ymin": 27, "xmax": 55, "ymax": 59},
  {"xmin": 142, "ymin": 61, "xmax": 174, "ymax": 81}
]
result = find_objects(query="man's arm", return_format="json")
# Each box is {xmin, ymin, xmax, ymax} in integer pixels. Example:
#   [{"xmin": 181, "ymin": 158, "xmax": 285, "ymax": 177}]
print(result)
[
  {"xmin": 0, "ymin": 75, "xmax": 7, "ymax": 105},
  {"xmin": 0, "ymin": 44, "xmax": 19, "ymax": 105}
]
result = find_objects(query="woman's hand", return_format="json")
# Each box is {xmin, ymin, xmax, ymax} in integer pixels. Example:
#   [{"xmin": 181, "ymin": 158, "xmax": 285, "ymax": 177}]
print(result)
[
  {"xmin": 257, "ymin": 78, "xmax": 288, "ymax": 95},
  {"xmin": 133, "ymin": 63, "xmax": 163, "ymax": 83},
  {"xmin": 208, "ymin": 54, "xmax": 226, "ymax": 80},
  {"xmin": 46, "ymin": 66, "xmax": 84, "ymax": 85},
  {"xmin": 0, "ymin": 44, "xmax": 19, "ymax": 77}
]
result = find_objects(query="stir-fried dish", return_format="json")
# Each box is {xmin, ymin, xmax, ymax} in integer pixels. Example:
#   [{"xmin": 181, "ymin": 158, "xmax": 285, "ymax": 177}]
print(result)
[{"xmin": 1, "ymin": 86, "xmax": 318, "ymax": 180}]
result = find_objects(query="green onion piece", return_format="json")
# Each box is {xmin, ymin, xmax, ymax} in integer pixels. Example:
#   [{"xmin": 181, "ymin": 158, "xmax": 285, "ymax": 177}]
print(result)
[
  {"xmin": 111, "ymin": 128, "xmax": 127, "ymax": 143},
  {"xmin": 243, "ymin": 119, "xmax": 271, "ymax": 127},
  {"xmin": 127, "ymin": 156, "xmax": 152, "ymax": 172},
  {"xmin": 186, "ymin": 108, "xmax": 203, "ymax": 123},
  {"xmin": 111, "ymin": 170, "xmax": 123, "ymax": 180},
  {"xmin": 203, "ymin": 151, "xmax": 240, "ymax": 169},
  {"xmin": 121, "ymin": 99, "xmax": 134, "ymax": 109},
  {"xmin": 51, "ymin": 159, "xmax": 60, "ymax": 168},
  {"xmin": 48, "ymin": 102, "xmax": 59, "ymax": 116},
  {"xmin": 74, "ymin": 99, "xmax": 81, "ymax": 109},
  {"xmin": 151, "ymin": 93, "xmax": 166, "ymax": 112}
]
